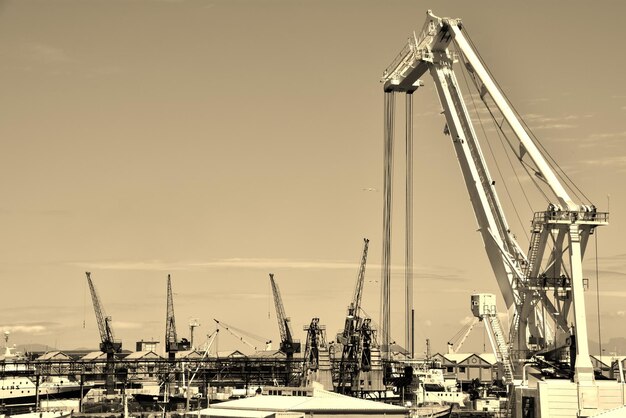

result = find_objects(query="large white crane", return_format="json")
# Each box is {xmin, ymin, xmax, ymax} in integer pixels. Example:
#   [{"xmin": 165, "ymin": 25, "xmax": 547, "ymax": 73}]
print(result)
[{"xmin": 381, "ymin": 10, "xmax": 620, "ymax": 416}]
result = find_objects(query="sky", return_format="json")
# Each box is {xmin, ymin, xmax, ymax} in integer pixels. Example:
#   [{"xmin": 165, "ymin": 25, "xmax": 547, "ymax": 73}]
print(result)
[{"xmin": 0, "ymin": 0, "xmax": 625, "ymax": 357}]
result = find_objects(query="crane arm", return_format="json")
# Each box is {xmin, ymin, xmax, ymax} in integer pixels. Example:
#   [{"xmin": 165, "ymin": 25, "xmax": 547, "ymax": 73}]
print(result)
[
  {"xmin": 351, "ymin": 238, "xmax": 369, "ymax": 319},
  {"xmin": 86, "ymin": 272, "xmax": 109, "ymax": 344},
  {"xmin": 269, "ymin": 274, "xmax": 289, "ymax": 344},
  {"xmin": 448, "ymin": 24, "xmax": 576, "ymax": 211},
  {"xmin": 447, "ymin": 317, "xmax": 479, "ymax": 354}
]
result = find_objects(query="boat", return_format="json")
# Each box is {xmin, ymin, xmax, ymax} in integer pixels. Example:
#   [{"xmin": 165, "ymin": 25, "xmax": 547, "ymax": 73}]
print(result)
[
  {"xmin": 0, "ymin": 376, "xmax": 87, "ymax": 406},
  {"xmin": 408, "ymin": 404, "xmax": 452, "ymax": 418},
  {"xmin": 0, "ymin": 411, "xmax": 71, "ymax": 418},
  {"xmin": 0, "ymin": 334, "xmax": 87, "ymax": 406},
  {"xmin": 413, "ymin": 362, "xmax": 469, "ymax": 408}
]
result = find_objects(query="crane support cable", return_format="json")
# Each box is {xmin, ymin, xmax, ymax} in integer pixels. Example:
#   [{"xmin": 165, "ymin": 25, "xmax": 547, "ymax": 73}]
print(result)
[
  {"xmin": 595, "ymin": 231, "xmax": 602, "ymax": 357},
  {"xmin": 461, "ymin": 55, "xmax": 552, "ymax": 208},
  {"xmin": 381, "ymin": 91, "xmax": 395, "ymax": 359},
  {"xmin": 456, "ymin": 42, "xmax": 549, "ymax": 211},
  {"xmin": 452, "ymin": 24, "xmax": 577, "ymax": 209},
  {"xmin": 405, "ymin": 92, "xmax": 414, "ymax": 358},
  {"xmin": 213, "ymin": 319, "xmax": 270, "ymax": 349},
  {"xmin": 457, "ymin": 53, "xmax": 530, "ymax": 242},
  {"xmin": 460, "ymin": 27, "xmax": 591, "ymax": 205}
]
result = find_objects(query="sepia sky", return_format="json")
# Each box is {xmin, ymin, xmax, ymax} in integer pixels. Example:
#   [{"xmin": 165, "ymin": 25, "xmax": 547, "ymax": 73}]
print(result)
[{"xmin": 1, "ymin": 0, "xmax": 625, "ymax": 356}]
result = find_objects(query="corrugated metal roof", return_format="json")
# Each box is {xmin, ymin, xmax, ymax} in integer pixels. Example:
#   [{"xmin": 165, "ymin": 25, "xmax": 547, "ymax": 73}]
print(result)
[
  {"xmin": 193, "ymin": 408, "xmax": 274, "ymax": 418},
  {"xmin": 203, "ymin": 390, "xmax": 407, "ymax": 414},
  {"xmin": 124, "ymin": 350, "xmax": 164, "ymax": 360},
  {"xmin": 37, "ymin": 351, "xmax": 71, "ymax": 360},
  {"xmin": 443, "ymin": 352, "xmax": 497, "ymax": 365},
  {"xmin": 80, "ymin": 351, "xmax": 107, "ymax": 360}
]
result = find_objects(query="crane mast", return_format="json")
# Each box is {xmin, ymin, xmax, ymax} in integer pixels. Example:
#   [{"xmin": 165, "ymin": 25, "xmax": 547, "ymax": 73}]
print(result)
[
  {"xmin": 166, "ymin": 274, "xmax": 178, "ymax": 359},
  {"xmin": 269, "ymin": 273, "xmax": 301, "ymax": 357},
  {"xmin": 381, "ymin": 10, "xmax": 608, "ymax": 388}
]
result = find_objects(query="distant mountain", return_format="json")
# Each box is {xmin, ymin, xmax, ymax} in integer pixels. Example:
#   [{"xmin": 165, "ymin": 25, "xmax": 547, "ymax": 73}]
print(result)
[{"xmin": 15, "ymin": 343, "xmax": 56, "ymax": 353}]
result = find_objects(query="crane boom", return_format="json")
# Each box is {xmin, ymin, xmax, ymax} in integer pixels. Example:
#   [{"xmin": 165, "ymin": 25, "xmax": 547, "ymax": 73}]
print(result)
[{"xmin": 351, "ymin": 238, "xmax": 369, "ymax": 320}]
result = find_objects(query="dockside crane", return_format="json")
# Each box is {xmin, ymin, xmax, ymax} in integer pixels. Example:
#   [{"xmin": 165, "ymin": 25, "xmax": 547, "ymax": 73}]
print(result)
[
  {"xmin": 86, "ymin": 272, "xmax": 122, "ymax": 394},
  {"xmin": 269, "ymin": 273, "xmax": 301, "ymax": 386},
  {"xmin": 381, "ymin": 10, "xmax": 619, "ymax": 415},
  {"xmin": 302, "ymin": 317, "xmax": 332, "ymax": 389},
  {"xmin": 269, "ymin": 273, "xmax": 301, "ymax": 357},
  {"xmin": 336, "ymin": 238, "xmax": 374, "ymax": 393},
  {"xmin": 165, "ymin": 274, "xmax": 191, "ymax": 361}
]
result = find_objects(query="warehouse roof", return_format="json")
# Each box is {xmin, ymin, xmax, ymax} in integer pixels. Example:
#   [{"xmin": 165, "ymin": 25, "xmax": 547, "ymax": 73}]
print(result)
[{"xmin": 199, "ymin": 387, "xmax": 406, "ymax": 415}]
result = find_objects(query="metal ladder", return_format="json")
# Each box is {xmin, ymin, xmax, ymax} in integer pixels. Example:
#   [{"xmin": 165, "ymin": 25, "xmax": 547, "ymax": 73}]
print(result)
[{"xmin": 486, "ymin": 313, "xmax": 515, "ymax": 384}]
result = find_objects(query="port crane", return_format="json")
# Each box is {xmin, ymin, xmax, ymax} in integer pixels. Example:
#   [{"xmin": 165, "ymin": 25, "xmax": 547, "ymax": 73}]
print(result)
[
  {"xmin": 336, "ymin": 238, "xmax": 372, "ymax": 393},
  {"xmin": 381, "ymin": 10, "xmax": 618, "ymax": 415},
  {"xmin": 213, "ymin": 319, "xmax": 272, "ymax": 352},
  {"xmin": 269, "ymin": 273, "xmax": 301, "ymax": 358},
  {"xmin": 269, "ymin": 273, "xmax": 301, "ymax": 385},
  {"xmin": 86, "ymin": 272, "xmax": 122, "ymax": 394},
  {"xmin": 302, "ymin": 317, "xmax": 333, "ymax": 389},
  {"xmin": 165, "ymin": 274, "xmax": 191, "ymax": 361}
]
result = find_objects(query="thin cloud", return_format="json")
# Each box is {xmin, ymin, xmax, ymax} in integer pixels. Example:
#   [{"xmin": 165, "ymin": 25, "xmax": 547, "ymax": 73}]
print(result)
[
  {"xmin": 532, "ymin": 123, "xmax": 576, "ymax": 130},
  {"xmin": 558, "ymin": 130, "xmax": 626, "ymax": 149},
  {"xmin": 70, "ymin": 258, "xmax": 360, "ymax": 272},
  {"xmin": 1, "ymin": 322, "xmax": 60, "ymax": 335},
  {"xmin": 579, "ymin": 156, "xmax": 626, "ymax": 171},
  {"xmin": 69, "ymin": 259, "xmax": 469, "ymax": 283},
  {"xmin": 24, "ymin": 43, "xmax": 73, "ymax": 64},
  {"xmin": 113, "ymin": 321, "xmax": 144, "ymax": 330}
]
